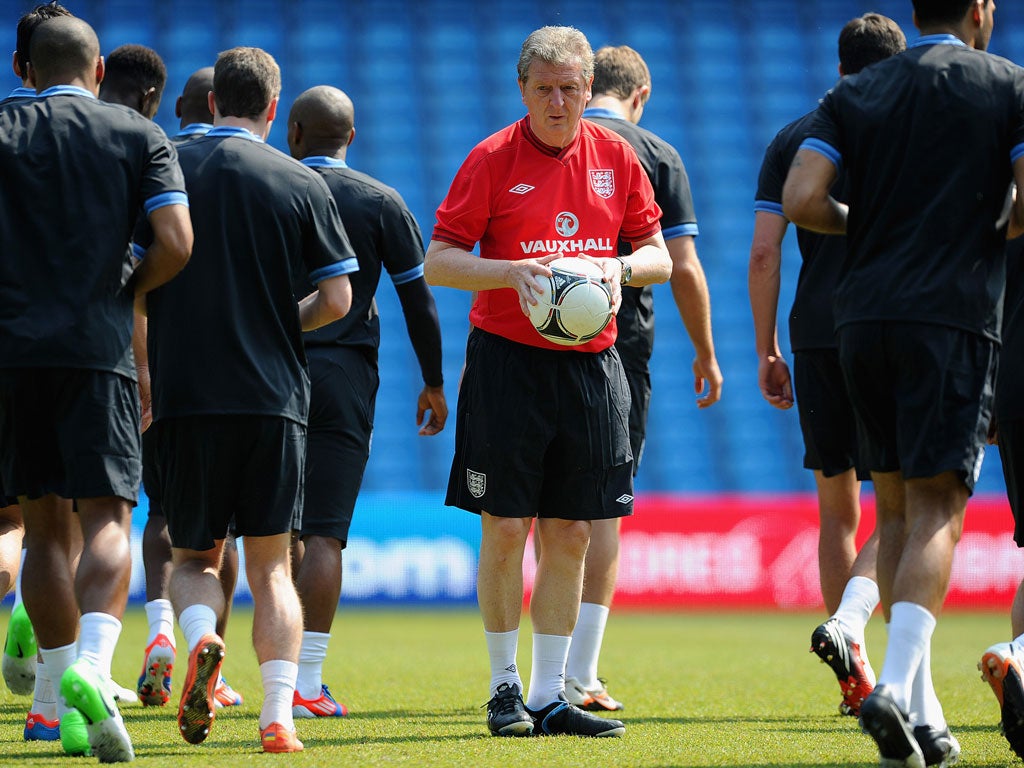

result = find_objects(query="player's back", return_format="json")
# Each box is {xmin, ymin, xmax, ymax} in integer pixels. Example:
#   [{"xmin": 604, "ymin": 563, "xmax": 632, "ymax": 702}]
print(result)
[
  {"xmin": 301, "ymin": 164, "xmax": 424, "ymax": 353},
  {"xmin": 758, "ymin": 109, "xmax": 849, "ymax": 352},
  {"xmin": 812, "ymin": 40, "xmax": 1024, "ymax": 339},
  {"xmin": 0, "ymin": 90, "xmax": 183, "ymax": 375},
  {"xmin": 147, "ymin": 127, "xmax": 343, "ymax": 424}
]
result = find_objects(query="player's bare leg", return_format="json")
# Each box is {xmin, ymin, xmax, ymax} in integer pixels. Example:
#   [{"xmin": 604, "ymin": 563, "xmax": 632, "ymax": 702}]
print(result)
[
  {"xmin": 809, "ymin": 469, "xmax": 879, "ymax": 715},
  {"xmin": 565, "ymin": 517, "xmax": 624, "ymax": 711},
  {"xmin": 290, "ymin": 533, "xmax": 346, "ymax": 717}
]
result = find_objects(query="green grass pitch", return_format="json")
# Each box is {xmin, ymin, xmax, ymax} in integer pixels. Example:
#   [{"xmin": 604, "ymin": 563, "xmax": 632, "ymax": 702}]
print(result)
[{"xmin": 0, "ymin": 608, "xmax": 1021, "ymax": 766}]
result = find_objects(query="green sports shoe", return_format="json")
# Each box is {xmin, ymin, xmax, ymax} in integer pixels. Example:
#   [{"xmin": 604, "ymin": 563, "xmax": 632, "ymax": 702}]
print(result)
[
  {"xmin": 60, "ymin": 659, "xmax": 134, "ymax": 762},
  {"xmin": 3, "ymin": 603, "xmax": 37, "ymax": 695},
  {"xmin": 60, "ymin": 709, "xmax": 91, "ymax": 757}
]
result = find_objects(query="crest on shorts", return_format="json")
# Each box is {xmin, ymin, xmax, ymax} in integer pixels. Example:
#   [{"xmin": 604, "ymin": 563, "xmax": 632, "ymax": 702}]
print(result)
[
  {"xmin": 589, "ymin": 169, "xmax": 615, "ymax": 199},
  {"xmin": 467, "ymin": 469, "xmax": 486, "ymax": 499}
]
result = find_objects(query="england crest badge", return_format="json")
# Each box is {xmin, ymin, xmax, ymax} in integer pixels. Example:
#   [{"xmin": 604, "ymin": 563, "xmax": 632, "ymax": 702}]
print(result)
[
  {"xmin": 467, "ymin": 469, "xmax": 486, "ymax": 499},
  {"xmin": 589, "ymin": 169, "xmax": 614, "ymax": 199}
]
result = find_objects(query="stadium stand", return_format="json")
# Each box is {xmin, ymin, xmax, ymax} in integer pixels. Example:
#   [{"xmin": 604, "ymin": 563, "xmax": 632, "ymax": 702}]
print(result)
[{"xmin": 36, "ymin": 0, "xmax": 1019, "ymax": 495}]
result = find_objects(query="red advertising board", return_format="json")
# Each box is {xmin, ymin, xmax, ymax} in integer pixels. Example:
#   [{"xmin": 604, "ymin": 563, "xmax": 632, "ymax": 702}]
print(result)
[{"xmin": 523, "ymin": 493, "xmax": 1024, "ymax": 609}]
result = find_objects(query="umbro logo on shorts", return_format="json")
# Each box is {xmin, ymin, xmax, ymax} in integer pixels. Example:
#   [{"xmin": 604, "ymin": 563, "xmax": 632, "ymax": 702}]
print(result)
[
  {"xmin": 509, "ymin": 183, "xmax": 535, "ymax": 195},
  {"xmin": 616, "ymin": 494, "xmax": 633, "ymax": 504}
]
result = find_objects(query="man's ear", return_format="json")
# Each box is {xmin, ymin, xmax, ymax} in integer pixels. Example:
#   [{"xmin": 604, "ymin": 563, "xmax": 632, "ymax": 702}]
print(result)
[
  {"xmin": 348, "ymin": 125, "xmax": 356, "ymax": 147},
  {"xmin": 25, "ymin": 60, "xmax": 36, "ymax": 89},
  {"xmin": 141, "ymin": 87, "xmax": 159, "ymax": 119},
  {"xmin": 207, "ymin": 91, "xmax": 216, "ymax": 119},
  {"xmin": 12, "ymin": 51, "xmax": 22, "ymax": 80},
  {"xmin": 266, "ymin": 95, "xmax": 279, "ymax": 123},
  {"xmin": 175, "ymin": 94, "xmax": 183, "ymax": 119}
]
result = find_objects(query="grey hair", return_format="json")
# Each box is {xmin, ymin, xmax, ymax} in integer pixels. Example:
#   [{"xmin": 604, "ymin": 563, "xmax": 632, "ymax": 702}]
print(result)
[{"xmin": 517, "ymin": 26, "xmax": 594, "ymax": 83}]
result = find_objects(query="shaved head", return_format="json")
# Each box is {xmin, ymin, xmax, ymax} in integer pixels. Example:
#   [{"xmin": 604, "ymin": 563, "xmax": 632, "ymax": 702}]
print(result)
[
  {"xmin": 177, "ymin": 66, "xmax": 215, "ymax": 126},
  {"xmin": 29, "ymin": 16, "xmax": 100, "ymax": 89},
  {"xmin": 289, "ymin": 85, "xmax": 355, "ymax": 147}
]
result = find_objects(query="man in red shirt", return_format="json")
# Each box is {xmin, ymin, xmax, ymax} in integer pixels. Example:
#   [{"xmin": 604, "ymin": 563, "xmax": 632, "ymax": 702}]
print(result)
[{"xmin": 425, "ymin": 24, "xmax": 670, "ymax": 738}]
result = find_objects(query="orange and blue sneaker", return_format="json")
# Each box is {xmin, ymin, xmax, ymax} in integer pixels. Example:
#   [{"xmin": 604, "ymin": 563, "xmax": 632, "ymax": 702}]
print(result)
[
  {"xmin": 213, "ymin": 676, "xmax": 243, "ymax": 708},
  {"xmin": 260, "ymin": 721, "xmax": 303, "ymax": 753},
  {"xmin": 292, "ymin": 684, "xmax": 348, "ymax": 718},
  {"xmin": 3, "ymin": 603, "xmax": 37, "ymax": 695},
  {"xmin": 23, "ymin": 711, "xmax": 60, "ymax": 742},
  {"xmin": 177, "ymin": 634, "xmax": 224, "ymax": 745},
  {"xmin": 137, "ymin": 633, "xmax": 175, "ymax": 707},
  {"xmin": 810, "ymin": 617, "xmax": 875, "ymax": 716}
]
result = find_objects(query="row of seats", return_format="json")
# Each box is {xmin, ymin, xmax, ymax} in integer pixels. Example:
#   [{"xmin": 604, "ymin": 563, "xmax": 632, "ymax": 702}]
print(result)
[{"xmin": 37, "ymin": 0, "xmax": 1021, "ymax": 494}]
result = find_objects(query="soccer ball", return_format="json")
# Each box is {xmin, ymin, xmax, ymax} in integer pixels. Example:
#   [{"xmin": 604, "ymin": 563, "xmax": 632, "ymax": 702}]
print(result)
[{"xmin": 527, "ymin": 257, "xmax": 613, "ymax": 346}]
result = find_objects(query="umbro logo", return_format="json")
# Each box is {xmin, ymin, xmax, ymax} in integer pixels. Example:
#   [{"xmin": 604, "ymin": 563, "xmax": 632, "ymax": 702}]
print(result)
[
  {"xmin": 509, "ymin": 183, "xmax": 535, "ymax": 195},
  {"xmin": 616, "ymin": 494, "xmax": 633, "ymax": 504}
]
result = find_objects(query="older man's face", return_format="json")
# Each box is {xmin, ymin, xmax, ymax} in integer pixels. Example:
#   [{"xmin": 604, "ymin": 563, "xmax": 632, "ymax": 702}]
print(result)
[{"xmin": 519, "ymin": 59, "xmax": 592, "ymax": 149}]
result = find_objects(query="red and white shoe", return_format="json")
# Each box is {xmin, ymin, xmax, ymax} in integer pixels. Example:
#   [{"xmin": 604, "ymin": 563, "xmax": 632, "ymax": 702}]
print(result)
[
  {"xmin": 137, "ymin": 633, "xmax": 175, "ymax": 707},
  {"xmin": 213, "ymin": 676, "xmax": 243, "ymax": 708},
  {"xmin": 981, "ymin": 642, "xmax": 1024, "ymax": 760},
  {"xmin": 261, "ymin": 721, "xmax": 303, "ymax": 753},
  {"xmin": 563, "ymin": 677, "xmax": 624, "ymax": 712},
  {"xmin": 292, "ymin": 684, "xmax": 348, "ymax": 718}
]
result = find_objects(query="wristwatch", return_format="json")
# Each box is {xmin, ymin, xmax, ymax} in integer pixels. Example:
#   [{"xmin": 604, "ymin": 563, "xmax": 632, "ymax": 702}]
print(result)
[{"xmin": 614, "ymin": 256, "xmax": 632, "ymax": 286}]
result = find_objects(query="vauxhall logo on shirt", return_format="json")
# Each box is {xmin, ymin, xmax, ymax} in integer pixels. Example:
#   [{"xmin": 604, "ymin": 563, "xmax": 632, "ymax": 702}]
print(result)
[{"xmin": 519, "ymin": 210, "xmax": 615, "ymax": 255}]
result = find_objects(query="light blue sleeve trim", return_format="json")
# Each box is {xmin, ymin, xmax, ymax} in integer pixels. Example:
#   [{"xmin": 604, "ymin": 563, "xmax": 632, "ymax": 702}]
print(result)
[
  {"xmin": 1012, "ymin": 143, "xmax": 1024, "ymax": 164},
  {"xmin": 390, "ymin": 264, "xmax": 425, "ymax": 285},
  {"xmin": 754, "ymin": 200, "xmax": 785, "ymax": 216},
  {"xmin": 144, "ymin": 191, "xmax": 189, "ymax": 215},
  {"xmin": 309, "ymin": 258, "xmax": 360, "ymax": 283},
  {"xmin": 799, "ymin": 138, "xmax": 842, "ymax": 172},
  {"xmin": 131, "ymin": 242, "xmax": 146, "ymax": 261},
  {"xmin": 662, "ymin": 223, "xmax": 699, "ymax": 240}
]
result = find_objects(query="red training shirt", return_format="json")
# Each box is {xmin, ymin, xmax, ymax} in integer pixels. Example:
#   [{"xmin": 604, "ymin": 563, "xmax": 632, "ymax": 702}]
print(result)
[{"xmin": 432, "ymin": 116, "xmax": 662, "ymax": 352}]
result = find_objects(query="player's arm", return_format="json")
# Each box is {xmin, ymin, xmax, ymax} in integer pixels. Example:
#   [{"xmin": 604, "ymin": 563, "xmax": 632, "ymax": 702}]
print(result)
[
  {"xmin": 395, "ymin": 277, "xmax": 448, "ymax": 435},
  {"xmin": 298, "ymin": 273, "xmax": 352, "ymax": 331},
  {"xmin": 132, "ymin": 204, "xmax": 193, "ymax": 296},
  {"xmin": 666, "ymin": 235, "xmax": 721, "ymax": 408},
  {"xmin": 132, "ymin": 300, "xmax": 153, "ymax": 432},
  {"xmin": 748, "ymin": 211, "xmax": 793, "ymax": 410},
  {"xmin": 782, "ymin": 149, "xmax": 846, "ymax": 235},
  {"xmin": 620, "ymin": 231, "xmax": 672, "ymax": 286},
  {"xmin": 424, "ymin": 239, "xmax": 557, "ymax": 315}
]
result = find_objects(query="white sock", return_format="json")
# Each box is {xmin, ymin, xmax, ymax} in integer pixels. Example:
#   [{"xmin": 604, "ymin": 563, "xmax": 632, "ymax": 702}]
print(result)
[
  {"xmin": 908, "ymin": 637, "xmax": 945, "ymax": 729},
  {"xmin": 13, "ymin": 550, "xmax": 25, "ymax": 606},
  {"xmin": 566, "ymin": 602, "xmax": 609, "ymax": 690},
  {"xmin": 144, "ymin": 599, "xmax": 176, "ymax": 647},
  {"xmin": 525, "ymin": 633, "xmax": 571, "ymax": 711},
  {"xmin": 259, "ymin": 660, "xmax": 297, "ymax": 731},
  {"xmin": 78, "ymin": 612, "xmax": 122, "ymax": 679},
  {"xmin": 296, "ymin": 631, "xmax": 329, "ymax": 700},
  {"xmin": 39, "ymin": 642, "xmax": 76, "ymax": 718},
  {"xmin": 485, "ymin": 629, "xmax": 522, "ymax": 696},
  {"xmin": 31, "ymin": 658, "xmax": 57, "ymax": 720},
  {"xmin": 833, "ymin": 576, "xmax": 880, "ymax": 647},
  {"xmin": 178, "ymin": 604, "xmax": 217, "ymax": 652},
  {"xmin": 877, "ymin": 602, "xmax": 936, "ymax": 713}
]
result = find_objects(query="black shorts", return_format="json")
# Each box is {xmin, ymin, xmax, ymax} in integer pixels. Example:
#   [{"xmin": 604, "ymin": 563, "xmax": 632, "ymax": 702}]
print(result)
[
  {"xmin": 838, "ymin": 322, "xmax": 995, "ymax": 493},
  {"xmin": 446, "ymin": 329, "xmax": 633, "ymax": 520},
  {"xmin": 300, "ymin": 349, "xmax": 378, "ymax": 546},
  {"xmin": 0, "ymin": 368, "xmax": 141, "ymax": 502},
  {"xmin": 793, "ymin": 349, "xmax": 868, "ymax": 480},
  {"xmin": 152, "ymin": 415, "xmax": 305, "ymax": 551},
  {"xmin": 142, "ymin": 428, "xmax": 162, "ymax": 517},
  {"xmin": 998, "ymin": 418, "xmax": 1024, "ymax": 546},
  {"xmin": 622, "ymin": 366, "xmax": 651, "ymax": 476}
]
